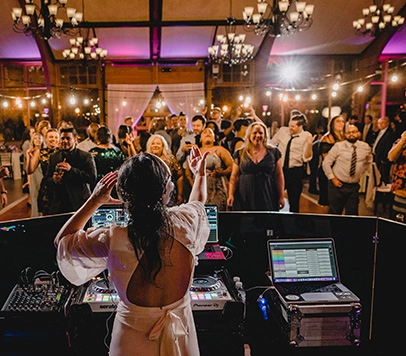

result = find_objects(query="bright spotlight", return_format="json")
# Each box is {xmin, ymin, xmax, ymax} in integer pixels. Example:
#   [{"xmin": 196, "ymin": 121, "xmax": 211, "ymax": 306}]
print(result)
[
  {"xmin": 391, "ymin": 74, "xmax": 398, "ymax": 83},
  {"xmin": 311, "ymin": 94, "xmax": 317, "ymax": 100},
  {"xmin": 332, "ymin": 91, "xmax": 337, "ymax": 97},
  {"xmin": 280, "ymin": 64, "xmax": 298, "ymax": 82},
  {"xmin": 332, "ymin": 83, "xmax": 339, "ymax": 91},
  {"xmin": 357, "ymin": 85, "xmax": 363, "ymax": 92},
  {"xmin": 70, "ymin": 96, "xmax": 76, "ymax": 105}
]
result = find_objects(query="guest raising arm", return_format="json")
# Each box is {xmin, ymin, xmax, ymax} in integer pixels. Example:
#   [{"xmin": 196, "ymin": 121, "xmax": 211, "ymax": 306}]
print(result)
[{"xmin": 54, "ymin": 147, "xmax": 209, "ymax": 356}]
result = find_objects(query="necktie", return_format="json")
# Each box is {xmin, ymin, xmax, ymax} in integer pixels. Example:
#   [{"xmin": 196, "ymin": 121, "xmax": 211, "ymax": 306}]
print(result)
[
  {"xmin": 350, "ymin": 144, "xmax": 357, "ymax": 176},
  {"xmin": 284, "ymin": 135, "xmax": 295, "ymax": 169}
]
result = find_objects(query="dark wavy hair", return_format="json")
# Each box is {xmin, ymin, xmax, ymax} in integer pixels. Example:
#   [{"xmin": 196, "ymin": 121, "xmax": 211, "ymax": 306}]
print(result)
[{"xmin": 116, "ymin": 153, "xmax": 173, "ymax": 284}]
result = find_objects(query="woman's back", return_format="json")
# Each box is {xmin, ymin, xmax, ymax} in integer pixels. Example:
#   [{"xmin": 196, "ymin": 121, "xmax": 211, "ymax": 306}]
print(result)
[{"xmin": 127, "ymin": 238, "xmax": 193, "ymax": 307}]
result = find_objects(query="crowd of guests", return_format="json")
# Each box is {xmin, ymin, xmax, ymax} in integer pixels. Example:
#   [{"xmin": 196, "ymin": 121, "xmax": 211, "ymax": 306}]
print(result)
[{"xmin": 1, "ymin": 106, "xmax": 404, "ymax": 222}]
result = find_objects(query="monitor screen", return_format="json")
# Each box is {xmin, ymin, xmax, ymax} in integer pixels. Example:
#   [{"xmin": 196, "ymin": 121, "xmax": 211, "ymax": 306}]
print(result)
[
  {"xmin": 205, "ymin": 205, "xmax": 218, "ymax": 244},
  {"xmin": 90, "ymin": 205, "xmax": 129, "ymax": 228}
]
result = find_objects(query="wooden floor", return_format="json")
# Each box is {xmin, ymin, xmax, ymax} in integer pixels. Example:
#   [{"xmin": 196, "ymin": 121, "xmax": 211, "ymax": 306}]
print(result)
[{"xmin": 0, "ymin": 177, "xmax": 386, "ymax": 223}]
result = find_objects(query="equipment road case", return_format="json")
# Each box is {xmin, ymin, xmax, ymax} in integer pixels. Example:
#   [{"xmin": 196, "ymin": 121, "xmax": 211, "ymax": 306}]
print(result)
[{"xmin": 268, "ymin": 290, "xmax": 361, "ymax": 347}]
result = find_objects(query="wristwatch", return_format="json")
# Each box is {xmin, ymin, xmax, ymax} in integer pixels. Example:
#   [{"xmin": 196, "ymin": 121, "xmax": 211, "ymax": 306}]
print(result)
[{"xmin": 1, "ymin": 191, "xmax": 7, "ymax": 194}]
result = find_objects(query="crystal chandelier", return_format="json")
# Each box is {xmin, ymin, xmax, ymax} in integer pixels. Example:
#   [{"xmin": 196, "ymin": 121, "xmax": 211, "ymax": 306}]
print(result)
[
  {"xmin": 11, "ymin": 0, "xmax": 83, "ymax": 40},
  {"xmin": 208, "ymin": 18, "xmax": 255, "ymax": 66},
  {"xmin": 353, "ymin": 1, "xmax": 405, "ymax": 36},
  {"xmin": 62, "ymin": 30, "xmax": 108, "ymax": 61},
  {"xmin": 242, "ymin": 0, "xmax": 315, "ymax": 37}
]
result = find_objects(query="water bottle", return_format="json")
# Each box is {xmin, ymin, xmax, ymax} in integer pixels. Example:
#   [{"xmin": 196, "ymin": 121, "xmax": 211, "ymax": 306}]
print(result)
[{"xmin": 235, "ymin": 281, "xmax": 246, "ymax": 304}]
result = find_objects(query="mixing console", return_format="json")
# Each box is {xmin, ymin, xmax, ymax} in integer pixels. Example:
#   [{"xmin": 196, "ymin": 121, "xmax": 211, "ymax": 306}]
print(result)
[{"xmin": 1, "ymin": 283, "xmax": 71, "ymax": 313}]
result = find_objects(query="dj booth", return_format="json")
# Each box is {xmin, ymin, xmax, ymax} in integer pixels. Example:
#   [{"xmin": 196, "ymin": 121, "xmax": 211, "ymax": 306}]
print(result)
[{"xmin": 0, "ymin": 210, "xmax": 405, "ymax": 356}]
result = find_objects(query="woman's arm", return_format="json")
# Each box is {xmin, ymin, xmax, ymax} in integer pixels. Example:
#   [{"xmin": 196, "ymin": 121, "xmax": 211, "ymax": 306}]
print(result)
[
  {"xmin": 217, "ymin": 147, "xmax": 233, "ymax": 176},
  {"xmin": 275, "ymin": 158, "xmax": 285, "ymax": 209},
  {"xmin": 54, "ymin": 171, "xmax": 121, "ymax": 247},
  {"xmin": 187, "ymin": 146, "xmax": 208, "ymax": 203},
  {"xmin": 388, "ymin": 131, "xmax": 406, "ymax": 162},
  {"xmin": 227, "ymin": 160, "xmax": 240, "ymax": 208},
  {"xmin": 26, "ymin": 147, "xmax": 40, "ymax": 175}
]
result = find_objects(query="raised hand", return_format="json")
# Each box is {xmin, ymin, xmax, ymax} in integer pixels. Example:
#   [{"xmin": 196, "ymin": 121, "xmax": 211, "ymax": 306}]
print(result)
[{"xmin": 187, "ymin": 146, "xmax": 208, "ymax": 177}]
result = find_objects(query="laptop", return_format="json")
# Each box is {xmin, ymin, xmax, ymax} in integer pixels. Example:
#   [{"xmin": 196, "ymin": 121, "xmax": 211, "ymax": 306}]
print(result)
[
  {"xmin": 198, "ymin": 205, "xmax": 225, "ymax": 261},
  {"xmin": 90, "ymin": 204, "xmax": 129, "ymax": 228},
  {"xmin": 267, "ymin": 238, "xmax": 360, "ymax": 304}
]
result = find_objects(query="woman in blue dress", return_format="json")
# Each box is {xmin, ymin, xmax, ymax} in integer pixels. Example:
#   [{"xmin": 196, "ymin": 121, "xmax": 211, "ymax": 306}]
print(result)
[{"xmin": 227, "ymin": 122, "xmax": 285, "ymax": 211}]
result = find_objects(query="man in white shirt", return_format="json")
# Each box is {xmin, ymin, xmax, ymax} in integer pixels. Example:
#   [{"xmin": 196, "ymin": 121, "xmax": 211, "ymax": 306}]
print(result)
[
  {"xmin": 323, "ymin": 125, "xmax": 372, "ymax": 215},
  {"xmin": 270, "ymin": 114, "xmax": 313, "ymax": 212}
]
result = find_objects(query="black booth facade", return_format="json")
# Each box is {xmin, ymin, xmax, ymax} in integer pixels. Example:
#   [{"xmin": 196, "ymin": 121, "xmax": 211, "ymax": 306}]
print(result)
[{"xmin": 0, "ymin": 211, "xmax": 405, "ymax": 356}]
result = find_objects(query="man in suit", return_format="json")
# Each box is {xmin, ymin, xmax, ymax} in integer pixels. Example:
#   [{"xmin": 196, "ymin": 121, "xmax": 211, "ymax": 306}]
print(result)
[
  {"xmin": 44, "ymin": 127, "xmax": 97, "ymax": 215},
  {"xmin": 361, "ymin": 114, "xmax": 377, "ymax": 147},
  {"xmin": 372, "ymin": 116, "xmax": 395, "ymax": 185}
]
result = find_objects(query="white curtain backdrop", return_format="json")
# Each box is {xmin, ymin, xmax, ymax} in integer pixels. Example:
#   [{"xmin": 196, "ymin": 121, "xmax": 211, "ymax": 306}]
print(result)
[
  {"xmin": 159, "ymin": 83, "xmax": 205, "ymax": 129},
  {"xmin": 107, "ymin": 84, "xmax": 157, "ymax": 138}
]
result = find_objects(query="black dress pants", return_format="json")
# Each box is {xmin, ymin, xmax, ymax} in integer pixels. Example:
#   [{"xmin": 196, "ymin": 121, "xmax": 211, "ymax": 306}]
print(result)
[
  {"xmin": 327, "ymin": 181, "xmax": 360, "ymax": 215},
  {"xmin": 283, "ymin": 166, "xmax": 304, "ymax": 213}
]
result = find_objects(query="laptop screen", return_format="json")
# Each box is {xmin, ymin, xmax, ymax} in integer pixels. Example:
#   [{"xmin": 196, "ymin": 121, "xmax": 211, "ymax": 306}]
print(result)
[
  {"xmin": 268, "ymin": 239, "xmax": 339, "ymax": 283},
  {"xmin": 205, "ymin": 205, "xmax": 218, "ymax": 244},
  {"xmin": 91, "ymin": 204, "xmax": 129, "ymax": 228}
]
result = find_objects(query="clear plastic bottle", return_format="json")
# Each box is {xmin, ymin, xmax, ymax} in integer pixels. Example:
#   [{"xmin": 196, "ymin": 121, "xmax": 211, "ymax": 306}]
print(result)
[{"xmin": 235, "ymin": 281, "xmax": 246, "ymax": 303}]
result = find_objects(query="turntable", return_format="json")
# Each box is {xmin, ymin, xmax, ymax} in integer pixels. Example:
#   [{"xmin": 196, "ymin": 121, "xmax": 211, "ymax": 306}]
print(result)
[
  {"xmin": 81, "ymin": 277, "xmax": 120, "ymax": 312},
  {"xmin": 190, "ymin": 275, "xmax": 233, "ymax": 311}
]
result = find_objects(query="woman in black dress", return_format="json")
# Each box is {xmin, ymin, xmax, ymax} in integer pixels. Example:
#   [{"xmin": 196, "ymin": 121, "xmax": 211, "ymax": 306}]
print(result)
[{"xmin": 227, "ymin": 122, "xmax": 285, "ymax": 211}]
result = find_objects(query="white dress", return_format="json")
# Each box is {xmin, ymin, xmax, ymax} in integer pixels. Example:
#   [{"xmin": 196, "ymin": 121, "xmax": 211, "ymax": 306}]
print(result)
[
  {"xmin": 57, "ymin": 201, "xmax": 210, "ymax": 356},
  {"xmin": 29, "ymin": 163, "xmax": 43, "ymax": 217}
]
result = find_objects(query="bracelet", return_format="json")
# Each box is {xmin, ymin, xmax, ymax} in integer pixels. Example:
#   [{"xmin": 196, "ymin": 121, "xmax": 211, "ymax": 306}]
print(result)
[{"xmin": 1, "ymin": 191, "xmax": 7, "ymax": 194}]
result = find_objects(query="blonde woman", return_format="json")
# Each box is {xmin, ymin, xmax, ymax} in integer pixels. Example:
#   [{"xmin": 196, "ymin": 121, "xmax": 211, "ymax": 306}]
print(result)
[
  {"xmin": 227, "ymin": 122, "xmax": 285, "ymax": 211},
  {"xmin": 26, "ymin": 128, "xmax": 60, "ymax": 216},
  {"xmin": 146, "ymin": 134, "xmax": 183, "ymax": 206},
  {"xmin": 25, "ymin": 132, "xmax": 45, "ymax": 217}
]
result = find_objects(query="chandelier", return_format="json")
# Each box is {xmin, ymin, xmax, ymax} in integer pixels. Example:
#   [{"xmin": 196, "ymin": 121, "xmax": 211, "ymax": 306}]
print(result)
[
  {"xmin": 62, "ymin": 30, "xmax": 108, "ymax": 61},
  {"xmin": 208, "ymin": 17, "xmax": 255, "ymax": 66},
  {"xmin": 242, "ymin": 0, "xmax": 315, "ymax": 37},
  {"xmin": 11, "ymin": 0, "xmax": 83, "ymax": 40},
  {"xmin": 353, "ymin": 1, "xmax": 405, "ymax": 36}
]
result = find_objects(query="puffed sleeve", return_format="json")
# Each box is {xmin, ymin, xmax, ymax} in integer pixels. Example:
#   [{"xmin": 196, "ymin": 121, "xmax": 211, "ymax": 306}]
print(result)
[
  {"xmin": 169, "ymin": 201, "xmax": 210, "ymax": 256},
  {"xmin": 56, "ymin": 227, "xmax": 111, "ymax": 286}
]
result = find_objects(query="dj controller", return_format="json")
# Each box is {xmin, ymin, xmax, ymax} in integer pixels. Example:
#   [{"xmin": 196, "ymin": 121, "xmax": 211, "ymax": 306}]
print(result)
[{"xmin": 70, "ymin": 272, "xmax": 237, "ymax": 313}]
